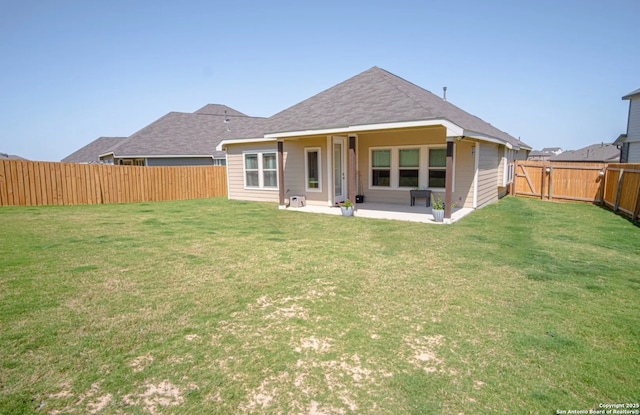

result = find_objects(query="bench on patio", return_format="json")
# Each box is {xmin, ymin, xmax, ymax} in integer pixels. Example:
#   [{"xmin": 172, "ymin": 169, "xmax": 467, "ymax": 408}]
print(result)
[{"xmin": 409, "ymin": 189, "xmax": 431, "ymax": 207}]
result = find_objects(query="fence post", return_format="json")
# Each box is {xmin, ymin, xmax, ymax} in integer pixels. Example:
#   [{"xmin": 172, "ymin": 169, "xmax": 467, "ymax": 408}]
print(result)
[
  {"xmin": 633, "ymin": 180, "xmax": 640, "ymax": 221},
  {"xmin": 540, "ymin": 165, "xmax": 546, "ymax": 200},
  {"xmin": 614, "ymin": 168, "xmax": 624, "ymax": 212},
  {"xmin": 548, "ymin": 166, "xmax": 553, "ymax": 201}
]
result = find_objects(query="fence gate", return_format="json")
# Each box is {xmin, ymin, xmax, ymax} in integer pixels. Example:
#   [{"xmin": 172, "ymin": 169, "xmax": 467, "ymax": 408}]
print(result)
[
  {"xmin": 512, "ymin": 161, "xmax": 607, "ymax": 202},
  {"xmin": 513, "ymin": 162, "xmax": 545, "ymax": 198}
]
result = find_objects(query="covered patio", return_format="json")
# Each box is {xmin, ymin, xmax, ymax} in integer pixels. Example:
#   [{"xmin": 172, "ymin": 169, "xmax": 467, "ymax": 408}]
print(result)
[{"xmin": 286, "ymin": 202, "xmax": 473, "ymax": 224}]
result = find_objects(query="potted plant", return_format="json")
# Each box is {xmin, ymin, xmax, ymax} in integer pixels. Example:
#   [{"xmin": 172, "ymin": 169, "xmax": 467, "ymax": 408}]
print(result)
[
  {"xmin": 339, "ymin": 199, "xmax": 354, "ymax": 217},
  {"xmin": 430, "ymin": 194, "xmax": 446, "ymax": 222}
]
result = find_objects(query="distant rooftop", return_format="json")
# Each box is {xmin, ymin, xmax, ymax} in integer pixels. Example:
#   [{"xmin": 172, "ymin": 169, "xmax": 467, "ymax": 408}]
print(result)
[{"xmin": 549, "ymin": 143, "xmax": 619, "ymax": 162}]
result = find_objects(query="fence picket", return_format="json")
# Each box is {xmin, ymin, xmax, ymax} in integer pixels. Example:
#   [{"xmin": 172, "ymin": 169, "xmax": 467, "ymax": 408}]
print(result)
[{"xmin": 0, "ymin": 160, "xmax": 227, "ymax": 206}]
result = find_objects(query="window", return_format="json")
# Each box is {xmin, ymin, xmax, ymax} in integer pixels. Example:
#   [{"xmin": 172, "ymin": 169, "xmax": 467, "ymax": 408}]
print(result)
[
  {"xmin": 305, "ymin": 147, "xmax": 322, "ymax": 191},
  {"xmin": 428, "ymin": 148, "xmax": 446, "ymax": 188},
  {"xmin": 398, "ymin": 149, "xmax": 419, "ymax": 187},
  {"xmin": 244, "ymin": 152, "xmax": 278, "ymax": 189},
  {"xmin": 372, "ymin": 149, "xmax": 391, "ymax": 187}
]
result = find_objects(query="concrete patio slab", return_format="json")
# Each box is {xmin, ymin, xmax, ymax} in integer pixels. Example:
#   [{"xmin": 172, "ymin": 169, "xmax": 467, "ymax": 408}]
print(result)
[{"xmin": 286, "ymin": 202, "xmax": 474, "ymax": 224}]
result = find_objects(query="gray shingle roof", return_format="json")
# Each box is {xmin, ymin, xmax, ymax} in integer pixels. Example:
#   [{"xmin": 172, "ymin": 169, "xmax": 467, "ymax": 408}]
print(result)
[
  {"xmin": 194, "ymin": 104, "xmax": 247, "ymax": 117},
  {"xmin": 108, "ymin": 110, "xmax": 268, "ymax": 158},
  {"xmin": 549, "ymin": 143, "xmax": 620, "ymax": 162},
  {"xmin": 267, "ymin": 66, "xmax": 530, "ymax": 150},
  {"xmin": 622, "ymin": 88, "xmax": 640, "ymax": 100},
  {"xmin": 61, "ymin": 137, "xmax": 126, "ymax": 163},
  {"xmin": 0, "ymin": 152, "xmax": 27, "ymax": 160}
]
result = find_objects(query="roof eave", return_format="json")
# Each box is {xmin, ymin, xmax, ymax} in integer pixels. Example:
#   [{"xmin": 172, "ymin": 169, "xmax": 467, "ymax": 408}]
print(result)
[
  {"xmin": 216, "ymin": 137, "xmax": 276, "ymax": 151},
  {"xmin": 264, "ymin": 119, "xmax": 465, "ymax": 139}
]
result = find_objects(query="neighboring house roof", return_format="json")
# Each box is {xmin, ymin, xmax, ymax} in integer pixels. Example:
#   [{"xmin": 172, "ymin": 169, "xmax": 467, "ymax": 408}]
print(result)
[
  {"xmin": 0, "ymin": 152, "xmax": 27, "ymax": 160},
  {"xmin": 528, "ymin": 150, "xmax": 553, "ymax": 157},
  {"xmin": 61, "ymin": 136, "xmax": 126, "ymax": 163},
  {"xmin": 541, "ymin": 147, "xmax": 562, "ymax": 152},
  {"xmin": 103, "ymin": 108, "xmax": 268, "ymax": 159},
  {"xmin": 266, "ymin": 66, "xmax": 530, "ymax": 150},
  {"xmin": 622, "ymin": 88, "xmax": 640, "ymax": 100},
  {"xmin": 194, "ymin": 104, "xmax": 247, "ymax": 117},
  {"xmin": 549, "ymin": 143, "xmax": 620, "ymax": 162}
]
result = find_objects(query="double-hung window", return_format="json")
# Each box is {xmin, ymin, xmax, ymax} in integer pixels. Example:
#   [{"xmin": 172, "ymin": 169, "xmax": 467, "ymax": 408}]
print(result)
[
  {"xmin": 244, "ymin": 152, "xmax": 278, "ymax": 189},
  {"xmin": 428, "ymin": 148, "xmax": 446, "ymax": 188},
  {"xmin": 398, "ymin": 149, "xmax": 419, "ymax": 188},
  {"xmin": 372, "ymin": 149, "xmax": 391, "ymax": 187}
]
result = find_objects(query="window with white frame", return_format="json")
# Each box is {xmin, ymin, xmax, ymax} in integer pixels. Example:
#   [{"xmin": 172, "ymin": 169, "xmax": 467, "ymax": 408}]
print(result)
[
  {"xmin": 244, "ymin": 151, "xmax": 278, "ymax": 189},
  {"xmin": 370, "ymin": 146, "xmax": 448, "ymax": 189},
  {"xmin": 371, "ymin": 149, "xmax": 391, "ymax": 187},
  {"xmin": 305, "ymin": 147, "xmax": 322, "ymax": 191},
  {"xmin": 428, "ymin": 148, "xmax": 446, "ymax": 188},
  {"xmin": 398, "ymin": 149, "xmax": 420, "ymax": 187}
]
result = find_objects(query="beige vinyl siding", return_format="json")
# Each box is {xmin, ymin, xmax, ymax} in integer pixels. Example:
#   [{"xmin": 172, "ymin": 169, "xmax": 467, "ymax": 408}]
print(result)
[
  {"xmin": 454, "ymin": 140, "xmax": 476, "ymax": 208},
  {"xmin": 476, "ymin": 142, "xmax": 500, "ymax": 208},
  {"xmin": 357, "ymin": 126, "xmax": 446, "ymax": 204},
  {"xmin": 226, "ymin": 142, "xmax": 280, "ymax": 203},
  {"xmin": 282, "ymin": 138, "xmax": 328, "ymax": 206}
]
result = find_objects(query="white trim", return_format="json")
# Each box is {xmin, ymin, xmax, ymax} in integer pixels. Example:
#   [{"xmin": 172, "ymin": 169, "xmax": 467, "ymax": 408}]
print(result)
[
  {"xmin": 304, "ymin": 147, "xmax": 322, "ymax": 192},
  {"xmin": 216, "ymin": 137, "xmax": 275, "ymax": 151},
  {"xmin": 266, "ymin": 119, "xmax": 465, "ymax": 140}
]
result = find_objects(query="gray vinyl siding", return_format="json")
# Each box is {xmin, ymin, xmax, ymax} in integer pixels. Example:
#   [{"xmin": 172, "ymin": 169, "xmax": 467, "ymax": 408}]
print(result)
[
  {"xmin": 627, "ymin": 142, "xmax": 640, "ymax": 163},
  {"xmin": 146, "ymin": 157, "xmax": 215, "ymax": 166},
  {"xmin": 226, "ymin": 142, "xmax": 280, "ymax": 203},
  {"xmin": 476, "ymin": 142, "xmax": 500, "ymax": 208},
  {"xmin": 627, "ymin": 99, "xmax": 640, "ymax": 142}
]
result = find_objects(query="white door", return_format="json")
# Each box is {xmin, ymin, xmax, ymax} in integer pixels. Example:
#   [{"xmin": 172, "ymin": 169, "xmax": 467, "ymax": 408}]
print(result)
[{"xmin": 333, "ymin": 137, "xmax": 346, "ymax": 204}]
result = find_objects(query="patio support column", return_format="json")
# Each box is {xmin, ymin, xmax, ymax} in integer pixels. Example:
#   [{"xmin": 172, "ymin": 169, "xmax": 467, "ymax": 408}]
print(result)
[
  {"xmin": 278, "ymin": 140, "xmax": 285, "ymax": 209},
  {"xmin": 348, "ymin": 135, "xmax": 357, "ymax": 206},
  {"xmin": 444, "ymin": 139, "xmax": 454, "ymax": 219}
]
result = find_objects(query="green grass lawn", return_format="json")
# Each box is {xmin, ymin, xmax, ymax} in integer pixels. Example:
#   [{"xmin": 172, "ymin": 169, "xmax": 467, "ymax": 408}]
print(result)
[{"xmin": 1, "ymin": 197, "xmax": 639, "ymax": 414}]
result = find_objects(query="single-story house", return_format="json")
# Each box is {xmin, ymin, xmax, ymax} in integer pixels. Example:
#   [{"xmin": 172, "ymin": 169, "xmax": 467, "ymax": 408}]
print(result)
[
  {"xmin": 99, "ymin": 104, "xmax": 267, "ymax": 166},
  {"xmin": 549, "ymin": 143, "xmax": 620, "ymax": 163},
  {"xmin": 218, "ymin": 67, "xmax": 531, "ymax": 219},
  {"xmin": 614, "ymin": 87, "xmax": 640, "ymax": 163},
  {"xmin": 61, "ymin": 137, "xmax": 127, "ymax": 163}
]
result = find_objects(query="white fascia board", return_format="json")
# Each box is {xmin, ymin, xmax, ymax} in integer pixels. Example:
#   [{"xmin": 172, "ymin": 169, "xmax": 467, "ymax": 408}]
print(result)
[
  {"xmin": 265, "ymin": 119, "xmax": 465, "ymax": 139},
  {"xmin": 463, "ymin": 131, "xmax": 511, "ymax": 149},
  {"xmin": 216, "ymin": 137, "xmax": 275, "ymax": 151}
]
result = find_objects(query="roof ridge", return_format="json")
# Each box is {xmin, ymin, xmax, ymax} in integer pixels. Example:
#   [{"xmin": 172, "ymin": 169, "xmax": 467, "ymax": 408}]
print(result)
[{"xmin": 374, "ymin": 68, "xmax": 438, "ymax": 115}]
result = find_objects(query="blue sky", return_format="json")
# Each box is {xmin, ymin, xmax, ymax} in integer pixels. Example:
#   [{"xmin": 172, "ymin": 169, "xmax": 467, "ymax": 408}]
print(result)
[{"xmin": 1, "ymin": 0, "xmax": 638, "ymax": 161}]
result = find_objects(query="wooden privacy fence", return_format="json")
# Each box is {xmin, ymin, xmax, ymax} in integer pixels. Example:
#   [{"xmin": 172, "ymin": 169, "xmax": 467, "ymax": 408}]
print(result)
[
  {"xmin": 512, "ymin": 161, "xmax": 640, "ymax": 221},
  {"xmin": 0, "ymin": 159, "xmax": 228, "ymax": 206}
]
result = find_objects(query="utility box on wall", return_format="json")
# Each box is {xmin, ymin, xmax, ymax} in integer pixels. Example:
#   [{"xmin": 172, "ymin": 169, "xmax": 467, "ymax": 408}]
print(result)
[{"xmin": 290, "ymin": 196, "xmax": 305, "ymax": 208}]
